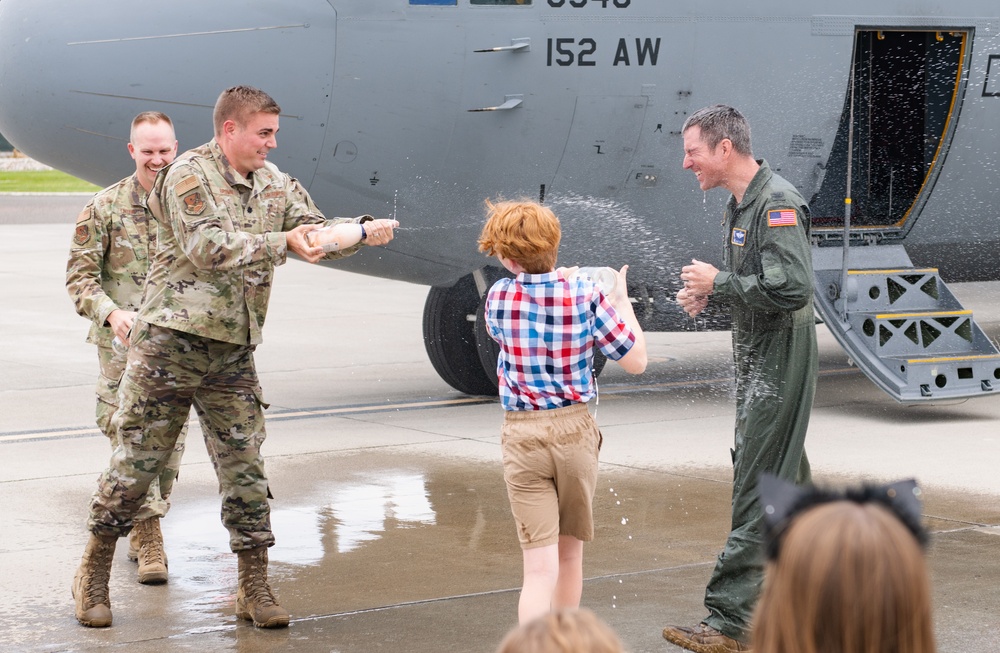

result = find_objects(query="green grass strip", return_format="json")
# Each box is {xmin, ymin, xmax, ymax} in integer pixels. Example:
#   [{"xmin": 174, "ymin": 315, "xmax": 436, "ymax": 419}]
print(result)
[{"xmin": 0, "ymin": 170, "xmax": 101, "ymax": 193}]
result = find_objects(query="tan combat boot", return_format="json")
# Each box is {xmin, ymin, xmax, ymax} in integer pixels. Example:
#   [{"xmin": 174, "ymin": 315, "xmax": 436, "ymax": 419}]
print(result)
[
  {"xmin": 127, "ymin": 518, "xmax": 168, "ymax": 584},
  {"xmin": 72, "ymin": 532, "xmax": 117, "ymax": 628},
  {"xmin": 235, "ymin": 546, "xmax": 289, "ymax": 628}
]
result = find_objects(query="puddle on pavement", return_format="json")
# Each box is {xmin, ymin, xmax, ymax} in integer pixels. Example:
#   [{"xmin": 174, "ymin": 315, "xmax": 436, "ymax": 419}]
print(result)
[
  {"xmin": 10, "ymin": 451, "xmax": 997, "ymax": 652},
  {"xmin": 155, "ymin": 450, "xmax": 999, "ymax": 627}
]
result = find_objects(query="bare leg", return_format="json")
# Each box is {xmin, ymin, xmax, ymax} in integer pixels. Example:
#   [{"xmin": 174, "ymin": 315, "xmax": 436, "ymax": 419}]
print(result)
[
  {"xmin": 518, "ymin": 543, "xmax": 559, "ymax": 624},
  {"xmin": 553, "ymin": 535, "xmax": 584, "ymax": 610}
]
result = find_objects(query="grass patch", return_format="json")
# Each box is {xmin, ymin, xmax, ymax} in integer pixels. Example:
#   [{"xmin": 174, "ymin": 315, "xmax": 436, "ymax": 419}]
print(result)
[{"xmin": 0, "ymin": 170, "xmax": 101, "ymax": 193}]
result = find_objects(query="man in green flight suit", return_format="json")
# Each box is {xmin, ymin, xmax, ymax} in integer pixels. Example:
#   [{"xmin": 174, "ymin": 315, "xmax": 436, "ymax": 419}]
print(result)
[{"xmin": 663, "ymin": 105, "xmax": 817, "ymax": 653}]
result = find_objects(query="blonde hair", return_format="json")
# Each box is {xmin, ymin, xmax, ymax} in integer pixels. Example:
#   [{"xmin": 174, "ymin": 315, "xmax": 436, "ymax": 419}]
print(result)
[
  {"xmin": 130, "ymin": 111, "xmax": 173, "ymax": 142},
  {"xmin": 495, "ymin": 609, "xmax": 625, "ymax": 653},
  {"xmin": 753, "ymin": 501, "xmax": 936, "ymax": 653},
  {"xmin": 477, "ymin": 198, "xmax": 561, "ymax": 274},
  {"xmin": 213, "ymin": 85, "xmax": 280, "ymax": 137}
]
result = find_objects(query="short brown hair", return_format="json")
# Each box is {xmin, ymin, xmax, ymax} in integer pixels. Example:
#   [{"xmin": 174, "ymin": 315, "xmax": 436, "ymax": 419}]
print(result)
[
  {"xmin": 477, "ymin": 199, "xmax": 561, "ymax": 274},
  {"xmin": 495, "ymin": 609, "xmax": 625, "ymax": 653},
  {"xmin": 682, "ymin": 104, "xmax": 753, "ymax": 156},
  {"xmin": 213, "ymin": 86, "xmax": 280, "ymax": 137},
  {"xmin": 130, "ymin": 111, "xmax": 173, "ymax": 142},
  {"xmin": 753, "ymin": 501, "xmax": 936, "ymax": 653}
]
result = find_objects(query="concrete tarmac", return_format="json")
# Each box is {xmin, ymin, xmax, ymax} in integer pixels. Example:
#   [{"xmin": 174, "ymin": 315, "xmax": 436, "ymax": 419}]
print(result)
[{"xmin": 0, "ymin": 198, "xmax": 998, "ymax": 652}]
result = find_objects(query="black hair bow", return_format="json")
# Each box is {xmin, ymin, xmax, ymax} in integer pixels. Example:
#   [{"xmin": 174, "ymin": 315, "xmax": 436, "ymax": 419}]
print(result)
[{"xmin": 757, "ymin": 473, "xmax": 928, "ymax": 560}]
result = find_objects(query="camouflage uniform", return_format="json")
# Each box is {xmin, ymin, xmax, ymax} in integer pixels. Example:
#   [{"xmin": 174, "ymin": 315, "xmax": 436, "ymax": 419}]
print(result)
[
  {"xmin": 702, "ymin": 160, "xmax": 817, "ymax": 643},
  {"xmin": 87, "ymin": 140, "xmax": 369, "ymax": 551},
  {"xmin": 67, "ymin": 174, "xmax": 186, "ymax": 522}
]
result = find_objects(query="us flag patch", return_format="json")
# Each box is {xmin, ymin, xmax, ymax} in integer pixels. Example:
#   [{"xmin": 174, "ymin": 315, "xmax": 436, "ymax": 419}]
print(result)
[{"xmin": 768, "ymin": 209, "xmax": 797, "ymax": 227}]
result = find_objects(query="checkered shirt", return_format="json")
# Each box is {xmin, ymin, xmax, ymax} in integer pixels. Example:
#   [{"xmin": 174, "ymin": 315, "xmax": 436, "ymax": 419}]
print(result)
[{"xmin": 484, "ymin": 271, "xmax": 636, "ymax": 411}]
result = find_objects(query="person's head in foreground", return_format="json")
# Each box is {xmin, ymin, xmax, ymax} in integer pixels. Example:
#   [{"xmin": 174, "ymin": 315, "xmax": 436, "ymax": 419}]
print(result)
[
  {"xmin": 753, "ymin": 474, "xmax": 936, "ymax": 653},
  {"xmin": 496, "ymin": 608, "xmax": 625, "ymax": 653},
  {"xmin": 477, "ymin": 198, "xmax": 561, "ymax": 274}
]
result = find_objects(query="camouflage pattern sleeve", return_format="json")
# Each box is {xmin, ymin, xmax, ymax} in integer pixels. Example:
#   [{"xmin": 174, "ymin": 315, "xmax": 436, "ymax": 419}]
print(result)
[
  {"xmin": 65, "ymin": 198, "xmax": 117, "ymax": 329},
  {"xmin": 278, "ymin": 176, "xmax": 326, "ymax": 231},
  {"xmin": 164, "ymin": 165, "xmax": 286, "ymax": 272},
  {"xmin": 278, "ymin": 176, "xmax": 368, "ymax": 261}
]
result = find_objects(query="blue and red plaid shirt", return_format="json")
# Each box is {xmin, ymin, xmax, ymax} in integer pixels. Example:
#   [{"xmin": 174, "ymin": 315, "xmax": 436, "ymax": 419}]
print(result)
[{"xmin": 484, "ymin": 271, "xmax": 636, "ymax": 411}]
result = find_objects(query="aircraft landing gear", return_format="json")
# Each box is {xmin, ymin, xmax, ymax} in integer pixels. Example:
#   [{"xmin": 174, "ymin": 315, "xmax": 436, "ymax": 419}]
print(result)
[{"xmin": 423, "ymin": 273, "xmax": 499, "ymax": 396}]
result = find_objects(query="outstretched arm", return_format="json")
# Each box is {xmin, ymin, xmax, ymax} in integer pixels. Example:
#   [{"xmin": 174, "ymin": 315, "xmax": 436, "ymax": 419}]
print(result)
[{"xmin": 608, "ymin": 265, "xmax": 647, "ymax": 374}]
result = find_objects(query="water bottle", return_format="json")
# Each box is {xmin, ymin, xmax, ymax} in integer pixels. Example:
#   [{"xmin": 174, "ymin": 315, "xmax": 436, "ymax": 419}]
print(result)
[
  {"xmin": 305, "ymin": 220, "xmax": 368, "ymax": 253},
  {"xmin": 111, "ymin": 336, "xmax": 129, "ymax": 356},
  {"xmin": 571, "ymin": 267, "xmax": 617, "ymax": 296}
]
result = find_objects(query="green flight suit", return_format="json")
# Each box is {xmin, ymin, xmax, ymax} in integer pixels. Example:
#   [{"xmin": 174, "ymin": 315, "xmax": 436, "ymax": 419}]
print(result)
[{"xmin": 702, "ymin": 160, "xmax": 817, "ymax": 642}]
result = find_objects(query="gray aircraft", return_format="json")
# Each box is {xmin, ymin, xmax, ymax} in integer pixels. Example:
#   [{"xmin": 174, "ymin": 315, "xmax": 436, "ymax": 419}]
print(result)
[{"xmin": 1, "ymin": 0, "xmax": 998, "ymax": 402}]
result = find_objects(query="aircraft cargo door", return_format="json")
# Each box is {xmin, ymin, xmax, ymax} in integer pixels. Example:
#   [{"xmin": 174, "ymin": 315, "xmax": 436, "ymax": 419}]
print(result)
[
  {"xmin": 551, "ymin": 96, "xmax": 646, "ymax": 197},
  {"xmin": 811, "ymin": 29, "xmax": 970, "ymax": 240}
]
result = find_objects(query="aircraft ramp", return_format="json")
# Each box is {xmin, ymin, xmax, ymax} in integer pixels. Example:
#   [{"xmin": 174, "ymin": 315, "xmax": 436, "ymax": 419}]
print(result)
[{"xmin": 813, "ymin": 245, "xmax": 1000, "ymax": 402}]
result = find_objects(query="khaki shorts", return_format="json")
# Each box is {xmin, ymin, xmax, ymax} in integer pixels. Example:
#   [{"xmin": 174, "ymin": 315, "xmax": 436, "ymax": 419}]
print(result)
[{"xmin": 501, "ymin": 403, "xmax": 602, "ymax": 549}]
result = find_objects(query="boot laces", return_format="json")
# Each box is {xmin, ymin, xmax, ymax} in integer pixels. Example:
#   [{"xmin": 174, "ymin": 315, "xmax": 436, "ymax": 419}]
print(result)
[
  {"xmin": 244, "ymin": 551, "xmax": 278, "ymax": 608},
  {"xmin": 246, "ymin": 570, "xmax": 278, "ymax": 607},
  {"xmin": 86, "ymin": 540, "xmax": 115, "ymax": 605},
  {"xmin": 141, "ymin": 532, "xmax": 165, "ymax": 566}
]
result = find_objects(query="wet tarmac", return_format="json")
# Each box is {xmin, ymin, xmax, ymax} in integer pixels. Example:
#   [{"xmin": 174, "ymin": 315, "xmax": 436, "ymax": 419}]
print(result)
[{"xmin": 1, "ymin": 201, "xmax": 998, "ymax": 652}]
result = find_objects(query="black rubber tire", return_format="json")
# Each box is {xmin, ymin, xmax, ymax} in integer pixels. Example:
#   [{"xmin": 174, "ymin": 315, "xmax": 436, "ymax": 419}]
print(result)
[
  {"xmin": 475, "ymin": 292, "xmax": 501, "ymax": 392},
  {"xmin": 422, "ymin": 275, "xmax": 498, "ymax": 396}
]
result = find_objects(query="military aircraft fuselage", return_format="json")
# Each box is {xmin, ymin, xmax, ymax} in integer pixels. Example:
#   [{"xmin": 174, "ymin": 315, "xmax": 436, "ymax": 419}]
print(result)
[{"xmin": 2, "ymin": 0, "xmax": 999, "ymax": 395}]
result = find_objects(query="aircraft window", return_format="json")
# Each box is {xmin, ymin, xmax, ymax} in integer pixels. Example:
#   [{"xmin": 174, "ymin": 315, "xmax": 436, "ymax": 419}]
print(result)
[
  {"xmin": 471, "ymin": 0, "xmax": 532, "ymax": 5},
  {"xmin": 409, "ymin": 0, "xmax": 456, "ymax": 5}
]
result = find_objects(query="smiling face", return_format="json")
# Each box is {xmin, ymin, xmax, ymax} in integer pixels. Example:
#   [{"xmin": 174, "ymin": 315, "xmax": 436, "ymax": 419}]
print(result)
[
  {"xmin": 222, "ymin": 111, "xmax": 279, "ymax": 178},
  {"xmin": 128, "ymin": 120, "xmax": 177, "ymax": 191},
  {"xmin": 682, "ymin": 125, "xmax": 728, "ymax": 192}
]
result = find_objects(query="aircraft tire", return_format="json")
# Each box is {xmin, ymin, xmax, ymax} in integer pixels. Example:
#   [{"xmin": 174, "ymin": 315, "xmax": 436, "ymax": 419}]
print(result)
[
  {"xmin": 475, "ymin": 293, "xmax": 501, "ymax": 393},
  {"xmin": 422, "ymin": 276, "xmax": 498, "ymax": 396}
]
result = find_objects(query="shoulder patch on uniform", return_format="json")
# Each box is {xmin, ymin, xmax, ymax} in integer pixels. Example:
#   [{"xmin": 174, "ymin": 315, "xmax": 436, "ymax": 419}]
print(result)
[
  {"xmin": 73, "ymin": 223, "xmax": 91, "ymax": 246},
  {"xmin": 767, "ymin": 208, "xmax": 798, "ymax": 227},
  {"xmin": 771, "ymin": 191, "xmax": 785, "ymax": 201},
  {"xmin": 183, "ymin": 192, "xmax": 206, "ymax": 216},
  {"xmin": 174, "ymin": 175, "xmax": 200, "ymax": 197}
]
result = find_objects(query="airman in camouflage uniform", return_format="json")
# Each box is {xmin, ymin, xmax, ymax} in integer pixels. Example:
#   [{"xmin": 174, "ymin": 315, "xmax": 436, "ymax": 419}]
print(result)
[
  {"xmin": 666, "ymin": 105, "xmax": 816, "ymax": 653},
  {"xmin": 66, "ymin": 112, "xmax": 185, "ymax": 588},
  {"xmin": 72, "ymin": 87, "xmax": 399, "ymax": 630}
]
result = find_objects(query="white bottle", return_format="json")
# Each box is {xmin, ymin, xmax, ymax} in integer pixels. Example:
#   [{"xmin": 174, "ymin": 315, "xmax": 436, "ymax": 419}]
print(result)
[
  {"xmin": 111, "ymin": 336, "xmax": 129, "ymax": 356},
  {"xmin": 571, "ymin": 267, "xmax": 617, "ymax": 295},
  {"xmin": 305, "ymin": 221, "xmax": 366, "ymax": 253}
]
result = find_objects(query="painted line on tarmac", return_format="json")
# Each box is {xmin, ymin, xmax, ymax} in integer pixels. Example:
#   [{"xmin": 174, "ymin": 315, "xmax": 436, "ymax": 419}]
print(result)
[
  {"xmin": 0, "ymin": 396, "xmax": 495, "ymax": 444},
  {"xmin": 0, "ymin": 366, "xmax": 860, "ymax": 444},
  {"xmin": 261, "ymin": 396, "xmax": 495, "ymax": 423}
]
